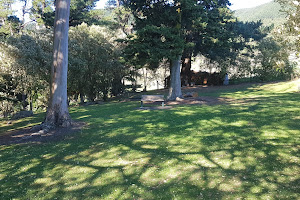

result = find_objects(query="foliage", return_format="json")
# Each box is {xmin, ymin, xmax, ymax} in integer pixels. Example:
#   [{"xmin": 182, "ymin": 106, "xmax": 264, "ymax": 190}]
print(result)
[
  {"xmin": 0, "ymin": 0, "xmax": 15, "ymax": 20},
  {"xmin": 0, "ymin": 31, "xmax": 52, "ymax": 116},
  {"xmin": 276, "ymin": 0, "xmax": 300, "ymax": 52},
  {"xmin": 0, "ymin": 73, "xmax": 18, "ymax": 117},
  {"xmin": 224, "ymin": 18, "xmax": 295, "ymax": 83},
  {"xmin": 0, "ymin": 5, "xmax": 130, "ymax": 117},
  {"xmin": 195, "ymin": 8, "xmax": 258, "ymax": 72},
  {"xmin": 0, "ymin": 0, "xmax": 21, "ymax": 37},
  {"xmin": 68, "ymin": 23, "xmax": 126, "ymax": 101},
  {"xmin": 123, "ymin": 0, "xmax": 233, "ymax": 66},
  {"xmin": 30, "ymin": 0, "xmax": 98, "ymax": 27},
  {"xmin": 0, "ymin": 16, "xmax": 21, "ymax": 37},
  {"xmin": 255, "ymin": 37, "xmax": 294, "ymax": 81},
  {"xmin": 0, "ymin": 81, "xmax": 299, "ymax": 199},
  {"xmin": 89, "ymin": 6, "xmax": 134, "ymax": 42}
]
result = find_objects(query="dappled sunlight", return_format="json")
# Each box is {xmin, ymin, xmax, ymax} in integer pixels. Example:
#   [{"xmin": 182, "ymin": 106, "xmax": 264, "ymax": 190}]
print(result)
[
  {"xmin": 174, "ymin": 109, "xmax": 199, "ymax": 116},
  {"xmin": 0, "ymin": 112, "xmax": 45, "ymax": 135},
  {"xmin": 259, "ymin": 80, "xmax": 300, "ymax": 93},
  {"xmin": 0, "ymin": 81, "xmax": 300, "ymax": 199},
  {"xmin": 76, "ymin": 115, "xmax": 91, "ymax": 120}
]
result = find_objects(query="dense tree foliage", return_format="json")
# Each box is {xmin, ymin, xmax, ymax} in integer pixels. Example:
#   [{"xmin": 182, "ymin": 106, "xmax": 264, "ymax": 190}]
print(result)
[
  {"xmin": 276, "ymin": 0, "xmax": 300, "ymax": 51},
  {"xmin": 255, "ymin": 37, "xmax": 294, "ymax": 81},
  {"xmin": 0, "ymin": 31, "xmax": 52, "ymax": 116},
  {"xmin": 69, "ymin": 23, "xmax": 126, "ymax": 102},
  {"xmin": 0, "ymin": 0, "xmax": 22, "ymax": 36},
  {"xmin": 122, "ymin": 0, "xmax": 232, "ymax": 100}
]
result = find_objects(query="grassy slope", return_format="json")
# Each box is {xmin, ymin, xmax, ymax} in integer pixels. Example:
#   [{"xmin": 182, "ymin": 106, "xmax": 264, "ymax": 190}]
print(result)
[
  {"xmin": 234, "ymin": 1, "xmax": 286, "ymax": 27},
  {"xmin": 0, "ymin": 81, "xmax": 300, "ymax": 199}
]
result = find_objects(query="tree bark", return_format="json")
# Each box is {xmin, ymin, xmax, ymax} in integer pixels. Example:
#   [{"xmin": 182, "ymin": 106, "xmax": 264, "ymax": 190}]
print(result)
[
  {"xmin": 168, "ymin": 56, "xmax": 183, "ymax": 100},
  {"xmin": 181, "ymin": 53, "xmax": 192, "ymax": 86},
  {"xmin": 44, "ymin": 0, "xmax": 72, "ymax": 128},
  {"xmin": 80, "ymin": 93, "xmax": 85, "ymax": 104},
  {"xmin": 143, "ymin": 67, "xmax": 147, "ymax": 92}
]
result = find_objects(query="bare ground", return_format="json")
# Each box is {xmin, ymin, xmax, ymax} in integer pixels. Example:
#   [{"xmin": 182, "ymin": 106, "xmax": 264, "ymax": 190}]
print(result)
[{"xmin": 0, "ymin": 121, "xmax": 86, "ymax": 146}]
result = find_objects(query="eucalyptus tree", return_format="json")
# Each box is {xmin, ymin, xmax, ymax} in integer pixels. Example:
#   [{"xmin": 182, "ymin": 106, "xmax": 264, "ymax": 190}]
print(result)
[
  {"xmin": 44, "ymin": 0, "xmax": 72, "ymax": 127},
  {"xmin": 123, "ymin": 0, "xmax": 231, "ymax": 100}
]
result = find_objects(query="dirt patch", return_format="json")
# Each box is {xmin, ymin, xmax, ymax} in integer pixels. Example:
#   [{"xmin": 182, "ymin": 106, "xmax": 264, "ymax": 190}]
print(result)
[
  {"xmin": 0, "ymin": 121, "xmax": 86, "ymax": 146},
  {"xmin": 166, "ymin": 96, "xmax": 229, "ymax": 106},
  {"xmin": 136, "ymin": 96, "xmax": 232, "ymax": 110},
  {"xmin": 138, "ymin": 106, "xmax": 173, "ymax": 110}
]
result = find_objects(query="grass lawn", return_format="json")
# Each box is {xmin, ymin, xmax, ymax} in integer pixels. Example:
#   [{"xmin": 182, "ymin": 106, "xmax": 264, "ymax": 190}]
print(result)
[{"xmin": 0, "ymin": 80, "xmax": 300, "ymax": 199}]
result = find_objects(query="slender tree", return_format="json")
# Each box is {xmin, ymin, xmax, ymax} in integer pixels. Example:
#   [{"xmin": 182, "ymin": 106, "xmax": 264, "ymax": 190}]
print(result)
[{"xmin": 44, "ymin": 0, "xmax": 72, "ymax": 127}]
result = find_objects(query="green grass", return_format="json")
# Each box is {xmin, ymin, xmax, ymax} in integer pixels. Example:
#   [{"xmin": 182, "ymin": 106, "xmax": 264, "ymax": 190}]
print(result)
[
  {"xmin": 1, "ymin": 81, "xmax": 300, "ymax": 199},
  {"xmin": 0, "ymin": 112, "xmax": 45, "ymax": 136}
]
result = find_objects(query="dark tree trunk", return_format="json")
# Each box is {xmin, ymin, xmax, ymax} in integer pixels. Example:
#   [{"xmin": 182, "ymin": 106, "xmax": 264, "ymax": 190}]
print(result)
[
  {"xmin": 29, "ymin": 93, "xmax": 33, "ymax": 111},
  {"xmin": 80, "ymin": 93, "xmax": 85, "ymax": 104},
  {"xmin": 44, "ymin": 0, "xmax": 72, "ymax": 128},
  {"xmin": 181, "ymin": 53, "xmax": 192, "ymax": 86},
  {"xmin": 168, "ymin": 56, "xmax": 183, "ymax": 100},
  {"xmin": 21, "ymin": 94, "xmax": 27, "ymax": 110},
  {"xmin": 143, "ymin": 67, "xmax": 147, "ymax": 92}
]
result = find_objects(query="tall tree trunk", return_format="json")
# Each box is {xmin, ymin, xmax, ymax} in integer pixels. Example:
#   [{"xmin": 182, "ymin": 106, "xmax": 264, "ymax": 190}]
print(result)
[
  {"xmin": 44, "ymin": 0, "xmax": 72, "ymax": 127},
  {"xmin": 181, "ymin": 52, "xmax": 192, "ymax": 86},
  {"xmin": 29, "ymin": 92, "xmax": 33, "ymax": 111},
  {"xmin": 168, "ymin": 56, "xmax": 183, "ymax": 100},
  {"xmin": 80, "ymin": 93, "xmax": 85, "ymax": 104},
  {"xmin": 143, "ymin": 67, "xmax": 147, "ymax": 92}
]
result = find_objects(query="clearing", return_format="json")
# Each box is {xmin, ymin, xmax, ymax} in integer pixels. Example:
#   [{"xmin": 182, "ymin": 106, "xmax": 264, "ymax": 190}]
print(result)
[{"xmin": 0, "ymin": 80, "xmax": 299, "ymax": 199}]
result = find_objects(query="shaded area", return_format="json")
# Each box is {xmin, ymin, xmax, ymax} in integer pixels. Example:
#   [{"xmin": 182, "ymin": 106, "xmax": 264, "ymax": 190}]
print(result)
[
  {"xmin": 0, "ymin": 121, "xmax": 85, "ymax": 145},
  {"xmin": 0, "ymin": 112, "xmax": 46, "ymax": 136},
  {"xmin": 0, "ymin": 81, "xmax": 299, "ymax": 199}
]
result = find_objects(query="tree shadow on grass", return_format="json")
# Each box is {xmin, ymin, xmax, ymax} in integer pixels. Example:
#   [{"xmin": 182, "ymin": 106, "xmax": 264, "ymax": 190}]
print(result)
[
  {"xmin": 0, "ymin": 112, "xmax": 46, "ymax": 136},
  {"xmin": 0, "ymin": 91, "xmax": 299, "ymax": 199}
]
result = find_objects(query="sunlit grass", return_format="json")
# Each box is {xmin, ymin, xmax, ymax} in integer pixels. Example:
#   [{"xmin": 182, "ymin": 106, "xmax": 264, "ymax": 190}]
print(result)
[
  {"xmin": 0, "ymin": 80, "xmax": 300, "ymax": 199},
  {"xmin": 0, "ymin": 112, "xmax": 45, "ymax": 136}
]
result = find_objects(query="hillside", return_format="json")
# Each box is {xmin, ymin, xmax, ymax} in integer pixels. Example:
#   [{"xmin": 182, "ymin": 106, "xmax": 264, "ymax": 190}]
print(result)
[{"xmin": 234, "ymin": 1, "xmax": 286, "ymax": 27}]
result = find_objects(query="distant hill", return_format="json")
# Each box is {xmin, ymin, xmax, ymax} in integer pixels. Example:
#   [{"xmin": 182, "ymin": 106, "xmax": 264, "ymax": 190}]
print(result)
[{"xmin": 234, "ymin": 1, "xmax": 287, "ymax": 27}]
